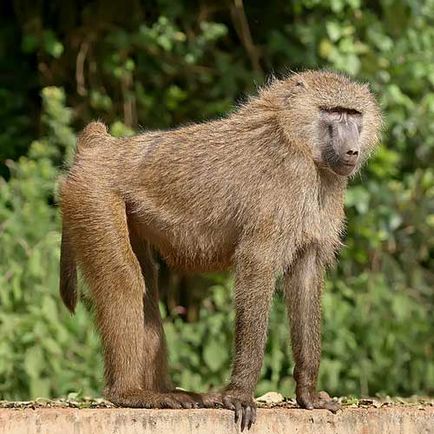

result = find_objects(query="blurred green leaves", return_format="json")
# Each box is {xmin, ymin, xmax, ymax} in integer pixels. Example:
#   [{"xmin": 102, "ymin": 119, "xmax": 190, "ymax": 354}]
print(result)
[
  {"xmin": 22, "ymin": 30, "xmax": 64, "ymax": 58},
  {"xmin": 0, "ymin": 88, "xmax": 103, "ymax": 399}
]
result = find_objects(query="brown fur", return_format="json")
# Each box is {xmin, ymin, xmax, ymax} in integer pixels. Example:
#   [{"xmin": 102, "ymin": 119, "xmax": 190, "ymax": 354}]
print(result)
[{"xmin": 59, "ymin": 70, "xmax": 382, "ymax": 428}]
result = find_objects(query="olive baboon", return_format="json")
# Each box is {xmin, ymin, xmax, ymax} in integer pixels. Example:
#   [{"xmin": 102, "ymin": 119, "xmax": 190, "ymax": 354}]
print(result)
[{"xmin": 59, "ymin": 71, "xmax": 382, "ymax": 430}]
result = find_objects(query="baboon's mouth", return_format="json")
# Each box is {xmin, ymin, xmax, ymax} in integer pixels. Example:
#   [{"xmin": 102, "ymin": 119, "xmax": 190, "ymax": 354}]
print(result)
[{"xmin": 330, "ymin": 161, "xmax": 357, "ymax": 176}]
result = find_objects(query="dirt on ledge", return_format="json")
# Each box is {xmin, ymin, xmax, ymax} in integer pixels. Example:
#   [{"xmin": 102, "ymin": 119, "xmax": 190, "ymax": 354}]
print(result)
[{"xmin": 0, "ymin": 394, "xmax": 432, "ymax": 410}]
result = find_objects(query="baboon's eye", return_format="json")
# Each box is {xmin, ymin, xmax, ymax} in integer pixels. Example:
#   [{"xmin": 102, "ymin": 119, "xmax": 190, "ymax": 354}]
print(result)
[{"xmin": 320, "ymin": 106, "xmax": 362, "ymax": 115}]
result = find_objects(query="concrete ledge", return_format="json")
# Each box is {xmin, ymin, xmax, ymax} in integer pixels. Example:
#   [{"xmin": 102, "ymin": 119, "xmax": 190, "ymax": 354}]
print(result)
[{"xmin": 1, "ymin": 407, "xmax": 433, "ymax": 434}]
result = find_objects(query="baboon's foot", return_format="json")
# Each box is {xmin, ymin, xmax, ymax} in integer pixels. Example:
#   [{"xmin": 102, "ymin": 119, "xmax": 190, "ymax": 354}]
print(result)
[
  {"xmin": 202, "ymin": 390, "xmax": 256, "ymax": 431},
  {"xmin": 297, "ymin": 390, "xmax": 341, "ymax": 413},
  {"xmin": 171, "ymin": 389, "xmax": 205, "ymax": 408},
  {"xmin": 105, "ymin": 388, "xmax": 203, "ymax": 409}
]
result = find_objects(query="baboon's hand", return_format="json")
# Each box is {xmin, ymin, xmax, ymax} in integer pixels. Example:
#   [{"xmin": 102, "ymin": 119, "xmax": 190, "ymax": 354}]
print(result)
[
  {"xmin": 297, "ymin": 390, "xmax": 341, "ymax": 413},
  {"xmin": 201, "ymin": 390, "xmax": 256, "ymax": 431}
]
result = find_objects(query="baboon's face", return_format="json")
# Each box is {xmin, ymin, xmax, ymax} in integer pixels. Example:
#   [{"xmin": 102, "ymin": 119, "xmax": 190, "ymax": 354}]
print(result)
[
  {"xmin": 317, "ymin": 106, "xmax": 363, "ymax": 176},
  {"xmin": 279, "ymin": 71, "xmax": 381, "ymax": 177}
]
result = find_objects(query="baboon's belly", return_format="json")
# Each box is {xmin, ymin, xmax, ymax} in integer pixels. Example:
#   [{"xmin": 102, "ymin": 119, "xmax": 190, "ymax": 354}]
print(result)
[{"xmin": 128, "ymin": 213, "xmax": 238, "ymax": 272}]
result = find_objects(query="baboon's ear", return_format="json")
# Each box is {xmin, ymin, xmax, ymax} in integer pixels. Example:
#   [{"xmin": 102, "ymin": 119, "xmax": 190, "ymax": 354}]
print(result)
[
  {"xmin": 295, "ymin": 80, "xmax": 307, "ymax": 88},
  {"xmin": 283, "ymin": 79, "xmax": 306, "ymax": 104}
]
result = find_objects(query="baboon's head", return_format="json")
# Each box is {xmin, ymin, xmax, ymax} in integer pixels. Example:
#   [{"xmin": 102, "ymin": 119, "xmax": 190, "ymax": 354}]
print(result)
[{"xmin": 274, "ymin": 71, "xmax": 382, "ymax": 176}]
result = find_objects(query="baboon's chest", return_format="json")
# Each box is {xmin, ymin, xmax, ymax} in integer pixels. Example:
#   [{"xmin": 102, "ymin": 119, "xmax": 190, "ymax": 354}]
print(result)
[{"xmin": 298, "ymin": 191, "xmax": 345, "ymax": 258}]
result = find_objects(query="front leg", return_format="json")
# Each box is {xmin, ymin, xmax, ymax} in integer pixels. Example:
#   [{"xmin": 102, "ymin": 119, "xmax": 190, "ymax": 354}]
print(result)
[
  {"xmin": 203, "ymin": 247, "xmax": 277, "ymax": 430},
  {"xmin": 284, "ymin": 247, "xmax": 340, "ymax": 413}
]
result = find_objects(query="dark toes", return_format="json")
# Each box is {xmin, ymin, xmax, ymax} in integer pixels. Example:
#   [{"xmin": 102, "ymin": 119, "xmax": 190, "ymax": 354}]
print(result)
[
  {"xmin": 234, "ymin": 400, "xmax": 242, "ymax": 423},
  {"xmin": 180, "ymin": 399, "xmax": 193, "ymax": 409},
  {"xmin": 324, "ymin": 399, "xmax": 341, "ymax": 413},
  {"xmin": 317, "ymin": 392, "xmax": 340, "ymax": 413},
  {"xmin": 188, "ymin": 392, "xmax": 205, "ymax": 407},
  {"xmin": 172, "ymin": 391, "xmax": 204, "ymax": 409},
  {"xmin": 222, "ymin": 396, "xmax": 235, "ymax": 411},
  {"xmin": 221, "ymin": 395, "xmax": 256, "ymax": 430},
  {"xmin": 241, "ymin": 405, "xmax": 251, "ymax": 432},
  {"xmin": 164, "ymin": 397, "xmax": 183, "ymax": 409},
  {"xmin": 298, "ymin": 391, "xmax": 340, "ymax": 413},
  {"xmin": 250, "ymin": 405, "xmax": 257, "ymax": 428},
  {"xmin": 297, "ymin": 395, "xmax": 314, "ymax": 410},
  {"xmin": 198, "ymin": 392, "xmax": 223, "ymax": 408}
]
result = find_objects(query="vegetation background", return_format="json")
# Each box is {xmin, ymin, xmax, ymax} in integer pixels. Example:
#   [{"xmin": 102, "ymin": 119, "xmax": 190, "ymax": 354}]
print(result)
[{"xmin": 0, "ymin": 0, "xmax": 433, "ymax": 401}]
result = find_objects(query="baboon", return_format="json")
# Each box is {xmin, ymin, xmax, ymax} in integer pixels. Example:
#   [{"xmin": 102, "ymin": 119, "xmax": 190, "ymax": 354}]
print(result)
[{"xmin": 59, "ymin": 70, "xmax": 382, "ymax": 430}]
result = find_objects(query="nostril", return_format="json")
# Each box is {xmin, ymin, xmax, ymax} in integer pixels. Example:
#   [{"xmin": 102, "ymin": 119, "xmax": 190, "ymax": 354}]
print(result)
[{"xmin": 346, "ymin": 149, "xmax": 359, "ymax": 156}]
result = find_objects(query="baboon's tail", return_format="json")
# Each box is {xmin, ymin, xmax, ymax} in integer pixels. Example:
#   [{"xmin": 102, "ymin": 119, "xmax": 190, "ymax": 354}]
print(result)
[
  {"xmin": 59, "ymin": 121, "xmax": 108, "ymax": 312},
  {"xmin": 59, "ymin": 223, "xmax": 78, "ymax": 313}
]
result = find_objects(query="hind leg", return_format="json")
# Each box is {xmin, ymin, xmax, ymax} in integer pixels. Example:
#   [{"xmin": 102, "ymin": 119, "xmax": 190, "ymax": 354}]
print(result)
[
  {"xmin": 129, "ymin": 230, "xmax": 203, "ymax": 408},
  {"xmin": 63, "ymin": 185, "xmax": 200, "ymax": 408},
  {"xmin": 127, "ymin": 226, "xmax": 171, "ymax": 392}
]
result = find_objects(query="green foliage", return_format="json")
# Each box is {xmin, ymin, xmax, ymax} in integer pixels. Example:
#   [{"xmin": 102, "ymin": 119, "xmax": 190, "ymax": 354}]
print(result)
[
  {"xmin": 0, "ymin": 0, "xmax": 433, "ymax": 400},
  {"xmin": 0, "ymin": 88, "xmax": 102, "ymax": 399}
]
